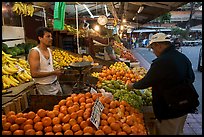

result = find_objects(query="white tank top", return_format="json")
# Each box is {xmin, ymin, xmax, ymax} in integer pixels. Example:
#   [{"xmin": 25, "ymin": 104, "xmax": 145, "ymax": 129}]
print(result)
[{"xmin": 32, "ymin": 47, "xmax": 57, "ymax": 84}]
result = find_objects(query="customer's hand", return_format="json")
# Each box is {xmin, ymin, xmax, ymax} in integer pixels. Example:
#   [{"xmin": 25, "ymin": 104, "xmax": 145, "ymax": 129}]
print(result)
[{"xmin": 126, "ymin": 82, "xmax": 134, "ymax": 90}]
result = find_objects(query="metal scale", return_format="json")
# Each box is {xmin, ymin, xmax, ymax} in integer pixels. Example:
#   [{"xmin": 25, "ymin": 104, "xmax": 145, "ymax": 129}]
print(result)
[{"xmin": 69, "ymin": 61, "xmax": 93, "ymax": 93}]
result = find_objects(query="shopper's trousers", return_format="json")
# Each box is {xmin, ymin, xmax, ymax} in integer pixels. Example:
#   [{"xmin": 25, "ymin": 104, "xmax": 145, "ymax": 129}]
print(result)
[{"xmin": 155, "ymin": 114, "xmax": 187, "ymax": 135}]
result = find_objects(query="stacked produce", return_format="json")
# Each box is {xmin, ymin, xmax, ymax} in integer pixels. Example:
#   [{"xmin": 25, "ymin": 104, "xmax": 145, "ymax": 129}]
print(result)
[
  {"xmin": 2, "ymin": 51, "xmax": 32, "ymax": 90},
  {"xmin": 2, "ymin": 92, "xmax": 147, "ymax": 135},
  {"xmin": 52, "ymin": 49, "xmax": 93, "ymax": 69},
  {"xmin": 2, "ymin": 42, "xmax": 36, "ymax": 57},
  {"xmin": 113, "ymin": 41, "xmax": 137, "ymax": 61},
  {"xmin": 98, "ymin": 80, "xmax": 152, "ymax": 108},
  {"xmin": 64, "ymin": 24, "xmax": 85, "ymax": 38},
  {"xmin": 12, "ymin": 2, "xmax": 35, "ymax": 17},
  {"xmin": 96, "ymin": 62, "xmax": 143, "ymax": 85}
]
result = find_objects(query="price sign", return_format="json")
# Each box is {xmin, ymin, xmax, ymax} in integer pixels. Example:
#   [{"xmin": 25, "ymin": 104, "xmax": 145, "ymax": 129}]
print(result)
[{"xmin": 90, "ymin": 98, "xmax": 104, "ymax": 129}]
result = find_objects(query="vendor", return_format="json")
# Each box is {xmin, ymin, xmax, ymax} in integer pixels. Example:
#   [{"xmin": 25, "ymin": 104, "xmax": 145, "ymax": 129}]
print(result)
[
  {"xmin": 28, "ymin": 27, "xmax": 64, "ymax": 95},
  {"xmin": 104, "ymin": 37, "xmax": 121, "ymax": 62}
]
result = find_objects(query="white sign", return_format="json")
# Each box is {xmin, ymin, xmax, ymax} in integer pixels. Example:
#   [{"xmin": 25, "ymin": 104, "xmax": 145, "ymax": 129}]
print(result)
[{"xmin": 90, "ymin": 98, "xmax": 104, "ymax": 129}]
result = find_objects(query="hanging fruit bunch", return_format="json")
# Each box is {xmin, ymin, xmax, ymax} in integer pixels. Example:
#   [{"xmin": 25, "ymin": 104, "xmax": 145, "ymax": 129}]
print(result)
[{"xmin": 12, "ymin": 2, "xmax": 35, "ymax": 17}]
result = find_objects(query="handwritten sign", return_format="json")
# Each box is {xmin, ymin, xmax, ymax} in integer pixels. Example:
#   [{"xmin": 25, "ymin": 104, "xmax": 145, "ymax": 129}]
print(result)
[{"xmin": 90, "ymin": 98, "xmax": 104, "ymax": 129}]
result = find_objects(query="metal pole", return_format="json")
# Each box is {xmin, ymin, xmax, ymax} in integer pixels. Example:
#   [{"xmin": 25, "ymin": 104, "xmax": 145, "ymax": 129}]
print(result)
[
  {"xmin": 43, "ymin": 8, "xmax": 47, "ymax": 27},
  {"xmin": 75, "ymin": 4, "xmax": 80, "ymax": 54}
]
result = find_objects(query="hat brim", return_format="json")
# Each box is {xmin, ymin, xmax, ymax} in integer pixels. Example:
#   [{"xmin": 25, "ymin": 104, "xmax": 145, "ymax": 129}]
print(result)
[{"xmin": 147, "ymin": 42, "xmax": 153, "ymax": 48}]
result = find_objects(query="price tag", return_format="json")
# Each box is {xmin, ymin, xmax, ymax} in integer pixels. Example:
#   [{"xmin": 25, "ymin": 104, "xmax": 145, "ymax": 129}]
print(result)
[
  {"xmin": 90, "ymin": 98, "xmax": 104, "ymax": 129},
  {"xmin": 16, "ymin": 65, "xmax": 24, "ymax": 73}
]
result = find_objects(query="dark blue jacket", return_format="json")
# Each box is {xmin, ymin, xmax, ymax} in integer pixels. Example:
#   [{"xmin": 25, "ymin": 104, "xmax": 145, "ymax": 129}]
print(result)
[{"xmin": 133, "ymin": 45, "xmax": 195, "ymax": 120}]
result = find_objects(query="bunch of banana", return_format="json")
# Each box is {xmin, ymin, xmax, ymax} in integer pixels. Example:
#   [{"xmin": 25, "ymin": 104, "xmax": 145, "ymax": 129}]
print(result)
[
  {"xmin": 2, "ymin": 62, "xmax": 19, "ymax": 75},
  {"xmin": 2, "ymin": 51, "xmax": 17, "ymax": 64},
  {"xmin": 64, "ymin": 24, "xmax": 77, "ymax": 34},
  {"xmin": 91, "ymin": 72, "xmax": 99, "ymax": 78},
  {"xmin": 12, "ymin": 2, "xmax": 35, "ymax": 17},
  {"xmin": 16, "ymin": 70, "xmax": 32, "ymax": 82},
  {"xmin": 2, "ymin": 75, "xmax": 19, "ymax": 89}
]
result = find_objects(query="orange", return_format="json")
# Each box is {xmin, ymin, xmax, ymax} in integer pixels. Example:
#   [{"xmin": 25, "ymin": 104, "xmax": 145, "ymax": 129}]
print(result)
[
  {"xmin": 53, "ymin": 124, "xmax": 62, "ymax": 133},
  {"xmin": 58, "ymin": 99, "xmax": 66, "ymax": 106},
  {"xmin": 62, "ymin": 123, "xmax": 71, "ymax": 131},
  {"xmin": 27, "ymin": 111, "xmax": 36, "ymax": 119},
  {"xmin": 45, "ymin": 132, "xmax": 54, "ymax": 135},
  {"xmin": 101, "ymin": 113, "xmax": 108, "ymax": 120},
  {"xmin": 44, "ymin": 126, "xmax": 52, "ymax": 133},
  {"xmin": 77, "ymin": 116, "xmax": 83, "ymax": 124},
  {"xmin": 25, "ymin": 119, "xmax": 33, "ymax": 125},
  {"xmin": 64, "ymin": 130, "xmax": 73, "ymax": 135},
  {"xmin": 74, "ymin": 130, "xmax": 83, "ymax": 135},
  {"xmin": 110, "ymin": 122, "xmax": 121, "ymax": 131},
  {"xmin": 73, "ymin": 96, "xmax": 79, "ymax": 103},
  {"xmin": 69, "ymin": 118, "xmax": 77, "ymax": 126},
  {"xmin": 25, "ymin": 129, "xmax": 36, "ymax": 135},
  {"xmin": 46, "ymin": 111, "xmax": 55, "ymax": 119},
  {"xmin": 2, "ymin": 131, "xmax": 12, "ymax": 135},
  {"xmin": 86, "ymin": 98, "xmax": 93, "ymax": 103},
  {"xmin": 33, "ymin": 115, "xmax": 41, "ymax": 123},
  {"xmin": 15, "ymin": 117, "xmax": 26, "ymax": 125},
  {"xmin": 76, "ymin": 110, "xmax": 84, "ymax": 117},
  {"xmin": 3, "ymin": 122, "xmax": 12, "ymax": 131},
  {"xmin": 66, "ymin": 100, "xmax": 73, "ymax": 107},
  {"xmin": 117, "ymin": 131, "xmax": 127, "ymax": 135},
  {"xmin": 79, "ymin": 97, "xmax": 85, "ymax": 103},
  {"xmin": 16, "ymin": 113, "xmax": 24, "ymax": 118},
  {"xmin": 58, "ymin": 113, "xmax": 65, "ymax": 121},
  {"xmin": 95, "ymin": 129, "xmax": 105, "ymax": 135},
  {"xmin": 42, "ymin": 117, "xmax": 52, "ymax": 127},
  {"xmin": 52, "ymin": 117, "xmax": 60, "ymax": 125},
  {"xmin": 72, "ymin": 124, "xmax": 80, "ymax": 132},
  {"xmin": 53, "ymin": 110, "xmax": 59, "ymax": 117},
  {"xmin": 23, "ymin": 124, "xmax": 33, "ymax": 132},
  {"xmin": 60, "ymin": 106, "xmax": 67, "ymax": 115},
  {"xmin": 37, "ymin": 109, "xmax": 47, "ymax": 118},
  {"xmin": 122, "ymin": 125, "xmax": 132, "ymax": 134},
  {"xmin": 100, "ymin": 120, "xmax": 108, "ymax": 126},
  {"xmin": 107, "ymin": 117, "xmax": 116, "ymax": 124},
  {"xmin": 62, "ymin": 114, "xmax": 70, "ymax": 123},
  {"xmin": 83, "ymin": 126, "xmax": 94, "ymax": 134},
  {"xmin": 35, "ymin": 131, "xmax": 43, "ymax": 135},
  {"xmin": 80, "ymin": 121, "xmax": 88, "ymax": 129},
  {"xmin": 102, "ymin": 125, "xmax": 112, "ymax": 134},
  {"xmin": 34, "ymin": 122, "xmax": 43, "ymax": 131}
]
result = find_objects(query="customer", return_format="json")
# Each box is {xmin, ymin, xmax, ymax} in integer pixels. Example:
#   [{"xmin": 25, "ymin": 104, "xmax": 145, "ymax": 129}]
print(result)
[
  {"xmin": 127, "ymin": 33, "xmax": 197, "ymax": 135},
  {"xmin": 105, "ymin": 37, "xmax": 121, "ymax": 62},
  {"xmin": 28, "ymin": 27, "xmax": 63, "ymax": 95}
]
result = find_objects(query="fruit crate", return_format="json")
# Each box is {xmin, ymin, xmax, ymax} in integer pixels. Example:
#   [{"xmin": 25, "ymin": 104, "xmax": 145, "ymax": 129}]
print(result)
[
  {"xmin": 24, "ymin": 95, "xmax": 69, "ymax": 113},
  {"xmin": 142, "ymin": 106, "xmax": 156, "ymax": 135}
]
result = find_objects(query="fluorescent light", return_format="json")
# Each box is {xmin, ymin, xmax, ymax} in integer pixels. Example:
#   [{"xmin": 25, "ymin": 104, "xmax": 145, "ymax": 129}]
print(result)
[
  {"xmin": 122, "ymin": 19, "xmax": 126, "ymax": 23},
  {"xmin": 137, "ymin": 6, "xmax": 144, "ymax": 13},
  {"xmin": 83, "ymin": 4, "xmax": 94, "ymax": 18},
  {"xmin": 104, "ymin": 5, "xmax": 110, "ymax": 17}
]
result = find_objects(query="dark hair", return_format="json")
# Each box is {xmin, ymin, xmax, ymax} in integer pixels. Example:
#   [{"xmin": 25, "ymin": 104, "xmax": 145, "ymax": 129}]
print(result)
[{"xmin": 36, "ymin": 27, "xmax": 52, "ymax": 44}]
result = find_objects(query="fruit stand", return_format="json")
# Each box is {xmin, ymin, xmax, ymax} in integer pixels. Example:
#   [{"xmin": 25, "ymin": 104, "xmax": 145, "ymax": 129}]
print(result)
[{"xmin": 2, "ymin": 2, "xmax": 155, "ymax": 135}]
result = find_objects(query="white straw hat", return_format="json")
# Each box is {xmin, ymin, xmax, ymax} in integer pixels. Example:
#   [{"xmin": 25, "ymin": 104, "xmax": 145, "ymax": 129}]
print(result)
[{"xmin": 147, "ymin": 33, "xmax": 170, "ymax": 48}]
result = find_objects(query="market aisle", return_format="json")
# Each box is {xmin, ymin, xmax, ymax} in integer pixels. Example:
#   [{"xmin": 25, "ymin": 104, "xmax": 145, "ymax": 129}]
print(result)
[{"xmin": 132, "ymin": 47, "xmax": 202, "ymax": 135}]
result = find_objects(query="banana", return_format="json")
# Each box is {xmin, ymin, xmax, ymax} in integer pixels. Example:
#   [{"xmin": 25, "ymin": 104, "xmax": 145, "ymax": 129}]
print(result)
[
  {"xmin": 14, "ymin": 74, "xmax": 25, "ymax": 84},
  {"xmin": 3, "ymin": 82, "xmax": 10, "ymax": 89},
  {"xmin": 18, "ymin": 59, "xmax": 28, "ymax": 65},
  {"xmin": 18, "ymin": 72, "xmax": 29, "ymax": 82},
  {"xmin": 3, "ymin": 64, "xmax": 18, "ymax": 74},
  {"xmin": 2, "ymin": 67, "xmax": 12, "ymax": 75},
  {"xmin": 2, "ymin": 75, "xmax": 18, "ymax": 87},
  {"xmin": 22, "ymin": 70, "xmax": 32, "ymax": 80},
  {"xmin": 9, "ymin": 75, "xmax": 20, "ymax": 84}
]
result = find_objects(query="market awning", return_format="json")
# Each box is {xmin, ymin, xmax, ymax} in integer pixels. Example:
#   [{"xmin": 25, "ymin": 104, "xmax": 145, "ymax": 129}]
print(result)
[{"xmin": 32, "ymin": 2, "xmax": 188, "ymax": 27}]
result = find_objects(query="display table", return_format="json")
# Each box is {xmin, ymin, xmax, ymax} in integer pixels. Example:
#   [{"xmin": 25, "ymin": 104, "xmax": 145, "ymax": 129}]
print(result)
[{"xmin": 2, "ymin": 81, "xmax": 36, "ymax": 115}]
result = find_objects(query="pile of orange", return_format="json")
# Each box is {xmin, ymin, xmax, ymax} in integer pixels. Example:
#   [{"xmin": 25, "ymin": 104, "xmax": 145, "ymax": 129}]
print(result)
[
  {"xmin": 2, "ymin": 92, "xmax": 147, "ymax": 135},
  {"xmin": 98, "ymin": 67, "xmax": 141, "ymax": 85}
]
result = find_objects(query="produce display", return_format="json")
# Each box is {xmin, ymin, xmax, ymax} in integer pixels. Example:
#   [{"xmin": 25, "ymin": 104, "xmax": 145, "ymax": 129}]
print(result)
[
  {"xmin": 98, "ymin": 80, "xmax": 152, "ymax": 108},
  {"xmin": 52, "ymin": 49, "xmax": 93, "ymax": 69},
  {"xmin": 96, "ymin": 62, "xmax": 143, "ymax": 85},
  {"xmin": 2, "ymin": 92, "xmax": 147, "ymax": 135},
  {"xmin": 12, "ymin": 2, "xmax": 35, "ymax": 17},
  {"xmin": 113, "ymin": 41, "xmax": 137, "ymax": 61},
  {"xmin": 2, "ymin": 51, "xmax": 32, "ymax": 90},
  {"xmin": 2, "ymin": 42, "xmax": 36, "ymax": 57}
]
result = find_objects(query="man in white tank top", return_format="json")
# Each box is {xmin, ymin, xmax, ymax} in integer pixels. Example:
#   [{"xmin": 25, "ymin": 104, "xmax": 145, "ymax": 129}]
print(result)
[{"xmin": 28, "ymin": 27, "xmax": 63, "ymax": 95}]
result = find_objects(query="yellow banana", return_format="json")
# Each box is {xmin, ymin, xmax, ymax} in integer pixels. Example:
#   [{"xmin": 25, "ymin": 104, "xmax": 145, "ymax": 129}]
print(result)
[
  {"xmin": 18, "ymin": 59, "xmax": 28, "ymax": 65},
  {"xmin": 3, "ymin": 82, "xmax": 10, "ymax": 89},
  {"xmin": 3, "ymin": 64, "xmax": 18, "ymax": 74},
  {"xmin": 2, "ymin": 67, "xmax": 12, "ymax": 75},
  {"xmin": 14, "ymin": 74, "xmax": 25, "ymax": 84},
  {"xmin": 18, "ymin": 72, "xmax": 29, "ymax": 82},
  {"xmin": 22, "ymin": 70, "xmax": 32, "ymax": 80},
  {"xmin": 2, "ymin": 75, "xmax": 18, "ymax": 87},
  {"xmin": 9, "ymin": 75, "xmax": 20, "ymax": 84}
]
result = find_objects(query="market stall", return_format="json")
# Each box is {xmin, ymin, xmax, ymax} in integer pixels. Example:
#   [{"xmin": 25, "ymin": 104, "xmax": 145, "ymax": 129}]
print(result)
[{"xmin": 2, "ymin": 2, "xmax": 188, "ymax": 135}]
